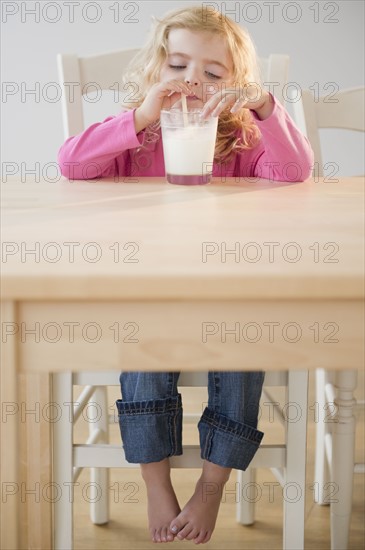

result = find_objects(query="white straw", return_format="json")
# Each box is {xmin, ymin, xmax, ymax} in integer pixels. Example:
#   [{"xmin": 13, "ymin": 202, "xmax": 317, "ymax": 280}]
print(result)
[{"xmin": 181, "ymin": 93, "xmax": 189, "ymax": 127}]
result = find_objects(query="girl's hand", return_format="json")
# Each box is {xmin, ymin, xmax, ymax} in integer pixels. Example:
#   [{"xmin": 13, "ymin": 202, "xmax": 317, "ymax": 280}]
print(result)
[
  {"xmin": 201, "ymin": 85, "xmax": 274, "ymax": 121},
  {"xmin": 135, "ymin": 80, "xmax": 193, "ymax": 128}
]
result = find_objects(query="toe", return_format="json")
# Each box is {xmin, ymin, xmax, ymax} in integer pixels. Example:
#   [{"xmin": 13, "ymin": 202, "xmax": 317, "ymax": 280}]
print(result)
[
  {"xmin": 186, "ymin": 527, "xmax": 200, "ymax": 540},
  {"xmin": 166, "ymin": 529, "xmax": 175, "ymax": 542},
  {"xmin": 160, "ymin": 527, "xmax": 166, "ymax": 542},
  {"xmin": 195, "ymin": 530, "xmax": 209, "ymax": 544},
  {"xmin": 169, "ymin": 517, "xmax": 185, "ymax": 536},
  {"xmin": 161, "ymin": 526, "xmax": 170, "ymax": 542},
  {"xmin": 177, "ymin": 523, "xmax": 194, "ymax": 540}
]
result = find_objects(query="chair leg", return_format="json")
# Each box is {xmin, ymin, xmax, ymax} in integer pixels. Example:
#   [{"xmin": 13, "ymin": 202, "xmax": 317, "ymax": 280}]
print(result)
[
  {"xmin": 89, "ymin": 386, "xmax": 109, "ymax": 525},
  {"xmin": 330, "ymin": 369, "xmax": 357, "ymax": 550},
  {"xmin": 283, "ymin": 371, "xmax": 308, "ymax": 550},
  {"xmin": 53, "ymin": 373, "xmax": 74, "ymax": 550},
  {"xmin": 314, "ymin": 368, "xmax": 330, "ymax": 504},
  {"xmin": 236, "ymin": 468, "xmax": 256, "ymax": 525}
]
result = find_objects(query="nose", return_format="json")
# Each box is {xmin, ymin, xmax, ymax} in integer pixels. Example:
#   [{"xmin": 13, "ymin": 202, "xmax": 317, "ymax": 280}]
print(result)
[
  {"xmin": 185, "ymin": 78, "xmax": 199, "ymax": 87},
  {"xmin": 185, "ymin": 74, "xmax": 200, "ymax": 87}
]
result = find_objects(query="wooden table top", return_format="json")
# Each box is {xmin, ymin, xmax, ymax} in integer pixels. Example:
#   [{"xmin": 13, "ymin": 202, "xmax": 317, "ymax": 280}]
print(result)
[{"xmin": 1, "ymin": 176, "xmax": 364, "ymax": 301}]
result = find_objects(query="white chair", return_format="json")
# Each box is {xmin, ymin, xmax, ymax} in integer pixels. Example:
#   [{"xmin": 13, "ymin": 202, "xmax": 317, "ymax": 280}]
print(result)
[
  {"xmin": 57, "ymin": 48, "xmax": 140, "ymax": 139},
  {"xmin": 53, "ymin": 370, "xmax": 308, "ymax": 549},
  {"xmin": 292, "ymin": 87, "xmax": 364, "ymax": 176},
  {"xmin": 57, "ymin": 50, "xmax": 289, "ymax": 139},
  {"xmin": 55, "ymin": 49, "xmax": 307, "ymax": 549},
  {"xmin": 292, "ymin": 87, "xmax": 365, "ymax": 550},
  {"xmin": 259, "ymin": 54, "xmax": 289, "ymax": 107}
]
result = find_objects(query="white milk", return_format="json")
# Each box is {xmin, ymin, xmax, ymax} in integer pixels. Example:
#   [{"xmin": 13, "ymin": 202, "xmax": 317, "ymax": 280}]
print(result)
[{"xmin": 162, "ymin": 126, "xmax": 217, "ymax": 175}]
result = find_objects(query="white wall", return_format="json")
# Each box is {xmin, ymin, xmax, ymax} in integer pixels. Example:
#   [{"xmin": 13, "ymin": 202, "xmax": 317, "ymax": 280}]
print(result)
[{"xmin": 2, "ymin": 0, "xmax": 364, "ymax": 178}]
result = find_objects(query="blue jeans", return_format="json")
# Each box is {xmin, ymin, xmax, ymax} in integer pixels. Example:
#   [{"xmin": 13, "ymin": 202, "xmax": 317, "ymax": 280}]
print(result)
[{"xmin": 116, "ymin": 371, "xmax": 264, "ymax": 471}]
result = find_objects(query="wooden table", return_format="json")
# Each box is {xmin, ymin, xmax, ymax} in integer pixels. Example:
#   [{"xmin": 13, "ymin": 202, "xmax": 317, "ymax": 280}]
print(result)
[{"xmin": 1, "ymin": 176, "xmax": 364, "ymax": 549}]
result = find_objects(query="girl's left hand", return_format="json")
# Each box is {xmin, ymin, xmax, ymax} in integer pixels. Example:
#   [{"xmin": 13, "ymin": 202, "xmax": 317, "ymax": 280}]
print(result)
[{"xmin": 201, "ymin": 84, "xmax": 274, "ymax": 120}]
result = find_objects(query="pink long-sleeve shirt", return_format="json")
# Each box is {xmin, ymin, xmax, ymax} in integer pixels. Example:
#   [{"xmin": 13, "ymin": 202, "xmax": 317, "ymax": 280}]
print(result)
[{"xmin": 58, "ymin": 95, "xmax": 314, "ymax": 182}]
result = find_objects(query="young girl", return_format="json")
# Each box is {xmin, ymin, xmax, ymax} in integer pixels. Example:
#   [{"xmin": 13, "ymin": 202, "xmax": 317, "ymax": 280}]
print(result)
[{"xmin": 58, "ymin": 6, "xmax": 313, "ymax": 545}]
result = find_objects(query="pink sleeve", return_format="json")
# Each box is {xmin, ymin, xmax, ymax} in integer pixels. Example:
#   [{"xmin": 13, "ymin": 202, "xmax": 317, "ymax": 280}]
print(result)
[
  {"xmin": 57, "ymin": 108, "xmax": 144, "ymax": 180},
  {"xmin": 242, "ymin": 95, "xmax": 314, "ymax": 182}
]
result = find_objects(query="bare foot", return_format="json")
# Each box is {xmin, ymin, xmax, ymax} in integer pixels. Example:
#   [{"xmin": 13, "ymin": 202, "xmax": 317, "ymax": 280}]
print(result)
[
  {"xmin": 169, "ymin": 460, "xmax": 232, "ymax": 544},
  {"xmin": 141, "ymin": 458, "xmax": 181, "ymax": 543}
]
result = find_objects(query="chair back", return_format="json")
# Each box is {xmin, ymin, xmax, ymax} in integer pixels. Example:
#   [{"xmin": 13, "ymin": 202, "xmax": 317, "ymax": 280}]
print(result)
[
  {"xmin": 292, "ymin": 87, "xmax": 365, "ymax": 175},
  {"xmin": 57, "ymin": 49, "xmax": 140, "ymax": 138},
  {"xmin": 57, "ymin": 50, "xmax": 290, "ymax": 138},
  {"xmin": 259, "ymin": 54, "xmax": 289, "ymax": 106}
]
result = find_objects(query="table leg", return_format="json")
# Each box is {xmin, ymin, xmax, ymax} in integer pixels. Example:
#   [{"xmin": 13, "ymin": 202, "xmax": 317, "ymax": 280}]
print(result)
[
  {"xmin": 331, "ymin": 369, "xmax": 357, "ymax": 550},
  {"xmin": 19, "ymin": 373, "xmax": 53, "ymax": 549},
  {"xmin": 0, "ymin": 301, "xmax": 19, "ymax": 550},
  {"xmin": 0, "ymin": 301, "xmax": 53, "ymax": 549}
]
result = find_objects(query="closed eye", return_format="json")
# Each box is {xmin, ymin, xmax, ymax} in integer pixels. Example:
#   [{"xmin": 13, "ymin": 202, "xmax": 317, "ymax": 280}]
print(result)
[
  {"xmin": 206, "ymin": 71, "xmax": 221, "ymax": 79},
  {"xmin": 168, "ymin": 65, "xmax": 221, "ymax": 79}
]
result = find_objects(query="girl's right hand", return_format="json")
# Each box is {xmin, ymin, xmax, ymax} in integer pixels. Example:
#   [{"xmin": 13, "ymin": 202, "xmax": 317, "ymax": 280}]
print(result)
[{"xmin": 135, "ymin": 80, "xmax": 193, "ymax": 128}]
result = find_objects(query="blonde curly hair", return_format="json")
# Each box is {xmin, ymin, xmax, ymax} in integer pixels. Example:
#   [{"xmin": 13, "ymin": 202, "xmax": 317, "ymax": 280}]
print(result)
[{"xmin": 121, "ymin": 5, "xmax": 262, "ymax": 164}]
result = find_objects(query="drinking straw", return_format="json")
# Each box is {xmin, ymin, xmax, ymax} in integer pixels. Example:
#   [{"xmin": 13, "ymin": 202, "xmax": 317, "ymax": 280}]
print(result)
[{"xmin": 181, "ymin": 93, "xmax": 189, "ymax": 127}]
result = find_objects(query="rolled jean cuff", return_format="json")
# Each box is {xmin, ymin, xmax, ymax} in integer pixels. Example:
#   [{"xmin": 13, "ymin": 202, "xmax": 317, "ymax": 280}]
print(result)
[
  {"xmin": 116, "ymin": 394, "xmax": 183, "ymax": 463},
  {"xmin": 198, "ymin": 407, "xmax": 264, "ymax": 471}
]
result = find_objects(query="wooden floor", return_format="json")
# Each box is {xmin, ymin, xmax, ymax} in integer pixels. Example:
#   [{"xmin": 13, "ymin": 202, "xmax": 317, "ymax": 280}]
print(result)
[{"xmin": 73, "ymin": 370, "xmax": 365, "ymax": 549}]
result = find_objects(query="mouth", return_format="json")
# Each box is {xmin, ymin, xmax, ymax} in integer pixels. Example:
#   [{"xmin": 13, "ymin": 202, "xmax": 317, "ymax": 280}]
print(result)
[{"xmin": 173, "ymin": 95, "xmax": 203, "ymax": 110}]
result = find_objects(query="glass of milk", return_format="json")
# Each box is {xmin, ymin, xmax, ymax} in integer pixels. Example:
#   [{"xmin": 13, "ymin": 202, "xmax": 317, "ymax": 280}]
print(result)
[{"xmin": 160, "ymin": 109, "xmax": 218, "ymax": 185}]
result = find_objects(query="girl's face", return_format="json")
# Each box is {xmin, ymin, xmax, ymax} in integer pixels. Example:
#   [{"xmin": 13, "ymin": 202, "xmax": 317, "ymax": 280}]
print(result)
[{"xmin": 159, "ymin": 28, "xmax": 234, "ymax": 109}]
